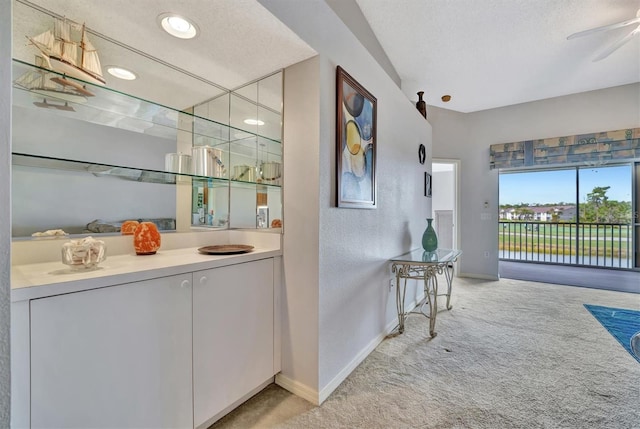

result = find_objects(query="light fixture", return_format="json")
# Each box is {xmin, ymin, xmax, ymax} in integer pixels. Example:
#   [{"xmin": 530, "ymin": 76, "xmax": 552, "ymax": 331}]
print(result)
[
  {"xmin": 441, "ymin": 95, "xmax": 451, "ymax": 102},
  {"xmin": 243, "ymin": 119, "xmax": 265, "ymax": 126},
  {"xmin": 158, "ymin": 12, "xmax": 199, "ymax": 39},
  {"xmin": 106, "ymin": 66, "xmax": 137, "ymax": 81}
]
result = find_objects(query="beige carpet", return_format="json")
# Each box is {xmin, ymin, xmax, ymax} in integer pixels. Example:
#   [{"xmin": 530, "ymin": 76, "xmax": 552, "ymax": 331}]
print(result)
[{"xmin": 212, "ymin": 277, "xmax": 640, "ymax": 429}]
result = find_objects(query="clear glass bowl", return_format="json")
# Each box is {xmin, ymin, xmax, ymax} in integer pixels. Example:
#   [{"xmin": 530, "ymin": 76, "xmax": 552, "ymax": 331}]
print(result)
[{"xmin": 61, "ymin": 237, "xmax": 107, "ymax": 270}]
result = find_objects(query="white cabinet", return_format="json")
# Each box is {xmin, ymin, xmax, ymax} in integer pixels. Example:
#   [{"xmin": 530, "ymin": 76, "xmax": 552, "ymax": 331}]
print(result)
[
  {"xmin": 17, "ymin": 257, "xmax": 279, "ymax": 429},
  {"xmin": 30, "ymin": 274, "xmax": 193, "ymax": 429},
  {"xmin": 193, "ymin": 258, "xmax": 274, "ymax": 428}
]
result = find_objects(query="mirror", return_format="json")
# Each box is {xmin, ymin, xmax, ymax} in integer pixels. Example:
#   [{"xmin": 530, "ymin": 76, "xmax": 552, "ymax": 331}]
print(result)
[{"xmin": 11, "ymin": 1, "xmax": 283, "ymax": 238}]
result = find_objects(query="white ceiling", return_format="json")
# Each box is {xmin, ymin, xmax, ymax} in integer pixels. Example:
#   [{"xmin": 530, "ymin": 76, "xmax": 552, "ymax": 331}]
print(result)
[
  {"xmin": 12, "ymin": 0, "xmax": 640, "ymax": 114},
  {"xmin": 356, "ymin": 0, "xmax": 640, "ymax": 112}
]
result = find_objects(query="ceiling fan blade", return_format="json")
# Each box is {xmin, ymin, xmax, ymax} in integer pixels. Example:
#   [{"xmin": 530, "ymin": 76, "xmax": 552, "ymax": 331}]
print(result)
[
  {"xmin": 567, "ymin": 15, "xmax": 640, "ymax": 40},
  {"xmin": 592, "ymin": 26, "xmax": 640, "ymax": 61}
]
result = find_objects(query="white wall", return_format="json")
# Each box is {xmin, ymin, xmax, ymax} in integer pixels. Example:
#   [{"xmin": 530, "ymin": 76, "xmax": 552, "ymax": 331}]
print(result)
[
  {"xmin": 0, "ymin": 0, "xmax": 11, "ymax": 424},
  {"xmin": 280, "ymin": 57, "xmax": 321, "ymax": 393},
  {"xmin": 261, "ymin": 0, "xmax": 431, "ymax": 402},
  {"xmin": 430, "ymin": 83, "xmax": 640, "ymax": 279},
  {"xmin": 432, "ymin": 167, "xmax": 454, "ymax": 215}
]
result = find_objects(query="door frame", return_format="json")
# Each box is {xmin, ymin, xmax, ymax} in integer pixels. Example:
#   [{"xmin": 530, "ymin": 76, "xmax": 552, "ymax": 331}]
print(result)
[{"xmin": 432, "ymin": 158, "xmax": 460, "ymax": 252}]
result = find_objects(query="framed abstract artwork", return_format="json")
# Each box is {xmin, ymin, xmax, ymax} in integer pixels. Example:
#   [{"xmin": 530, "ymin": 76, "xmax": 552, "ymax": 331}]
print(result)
[{"xmin": 336, "ymin": 66, "xmax": 377, "ymax": 209}]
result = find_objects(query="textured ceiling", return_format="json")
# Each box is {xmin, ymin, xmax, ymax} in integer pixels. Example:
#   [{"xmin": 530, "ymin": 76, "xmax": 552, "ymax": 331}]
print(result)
[
  {"xmin": 356, "ymin": 0, "xmax": 640, "ymax": 112},
  {"xmin": 14, "ymin": 0, "xmax": 316, "ymax": 109},
  {"xmin": 12, "ymin": 0, "xmax": 640, "ymax": 114}
]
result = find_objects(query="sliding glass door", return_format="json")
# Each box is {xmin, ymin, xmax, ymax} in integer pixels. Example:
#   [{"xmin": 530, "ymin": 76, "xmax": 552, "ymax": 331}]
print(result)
[
  {"xmin": 577, "ymin": 164, "xmax": 632, "ymax": 268},
  {"xmin": 499, "ymin": 163, "xmax": 635, "ymax": 270}
]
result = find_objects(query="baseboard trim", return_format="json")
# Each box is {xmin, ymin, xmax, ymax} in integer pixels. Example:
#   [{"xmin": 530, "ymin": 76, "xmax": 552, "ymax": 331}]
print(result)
[
  {"xmin": 317, "ymin": 318, "xmax": 399, "ymax": 404},
  {"xmin": 275, "ymin": 374, "xmax": 320, "ymax": 405},
  {"xmin": 278, "ymin": 295, "xmax": 426, "ymax": 406},
  {"xmin": 459, "ymin": 272, "xmax": 499, "ymax": 281}
]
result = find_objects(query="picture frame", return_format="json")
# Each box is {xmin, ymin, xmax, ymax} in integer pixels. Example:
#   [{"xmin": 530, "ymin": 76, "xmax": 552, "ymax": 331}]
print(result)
[
  {"xmin": 336, "ymin": 66, "xmax": 377, "ymax": 209},
  {"xmin": 425, "ymin": 172, "xmax": 432, "ymax": 197}
]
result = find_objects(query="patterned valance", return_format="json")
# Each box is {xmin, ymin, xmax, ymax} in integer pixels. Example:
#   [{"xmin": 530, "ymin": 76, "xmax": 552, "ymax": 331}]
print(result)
[{"xmin": 490, "ymin": 128, "xmax": 640, "ymax": 169}]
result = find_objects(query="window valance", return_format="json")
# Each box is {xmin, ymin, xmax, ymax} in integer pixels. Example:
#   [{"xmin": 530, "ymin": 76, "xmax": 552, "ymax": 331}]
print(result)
[{"xmin": 489, "ymin": 128, "xmax": 640, "ymax": 170}]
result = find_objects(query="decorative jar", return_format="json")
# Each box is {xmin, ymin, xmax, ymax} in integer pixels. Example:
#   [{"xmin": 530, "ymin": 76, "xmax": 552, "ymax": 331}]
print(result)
[
  {"xmin": 422, "ymin": 218, "xmax": 438, "ymax": 252},
  {"xmin": 416, "ymin": 91, "xmax": 427, "ymax": 119},
  {"xmin": 133, "ymin": 222, "xmax": 161, "ymax": 255}
]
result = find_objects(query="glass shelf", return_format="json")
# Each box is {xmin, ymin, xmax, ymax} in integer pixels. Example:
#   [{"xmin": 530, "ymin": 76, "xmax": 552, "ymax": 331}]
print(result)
[
  {"xmin": 12, "ymin": 153, "xmax": 282, "ymax": 189},
  {"xmin": 12, "ymin": 59, "xmax": 282, "ymax": 146}
]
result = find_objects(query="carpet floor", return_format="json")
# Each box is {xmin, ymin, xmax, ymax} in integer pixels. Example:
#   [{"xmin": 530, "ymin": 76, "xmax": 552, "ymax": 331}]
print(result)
[{"xmin": 211, "ymin": 277, "xmax": 640, "ymax": 429}]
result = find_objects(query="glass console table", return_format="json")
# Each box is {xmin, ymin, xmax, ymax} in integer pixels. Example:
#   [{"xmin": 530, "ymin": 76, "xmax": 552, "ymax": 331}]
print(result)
[{"xmin": 389, "ymin": 248, "xmax": 461, "ymax": 337}]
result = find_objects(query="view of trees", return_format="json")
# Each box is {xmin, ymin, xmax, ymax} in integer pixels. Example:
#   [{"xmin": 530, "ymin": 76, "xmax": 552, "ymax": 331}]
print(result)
[
  {"xmin": 580, "ymin": 186, "xmax": 632, "ymax": 224},
  {"xmin": 499, "ymin": 186, "xmax": 632, "ymax": 224}
]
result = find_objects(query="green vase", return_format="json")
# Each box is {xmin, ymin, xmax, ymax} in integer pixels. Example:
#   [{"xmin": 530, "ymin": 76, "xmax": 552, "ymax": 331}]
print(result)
[{"xmin": 422, "ymin": 218, "xmax": 438, "ymax": 252}]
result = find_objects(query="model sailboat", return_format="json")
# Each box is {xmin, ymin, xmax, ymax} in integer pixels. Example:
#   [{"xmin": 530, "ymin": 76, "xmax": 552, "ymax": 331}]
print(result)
[
  {"xmin": 14, "ymin": 56, "xmax": 93, "ymax": 111},
  {"xmin": 27, "ymin": 17, "xmax": 106, "ymax": 87}
]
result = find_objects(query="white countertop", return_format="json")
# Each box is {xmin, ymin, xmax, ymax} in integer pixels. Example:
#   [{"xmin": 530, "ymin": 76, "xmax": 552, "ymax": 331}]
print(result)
[{"xmin": 11, "ymin": 245, "xmax": 281, "ymax": 302}]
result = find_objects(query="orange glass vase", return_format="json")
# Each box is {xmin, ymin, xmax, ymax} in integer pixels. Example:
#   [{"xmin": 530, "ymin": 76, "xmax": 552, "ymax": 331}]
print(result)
[{"xmin": 133, "ymin": 222, "xmax": 161, "ymax": 255}]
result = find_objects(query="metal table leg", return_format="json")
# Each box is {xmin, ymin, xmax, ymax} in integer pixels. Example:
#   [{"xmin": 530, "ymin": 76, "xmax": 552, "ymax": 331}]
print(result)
[
  {"xmin": 423, "ymin": 267, "xmax": 438, "ymax": 337},
  {"xmin": 443, "ymin": 262, "xmax": 455, "ymax": 310},
  {"xmin": 394, "ymin": 268, "xmax": 407, "ymax": 333}
]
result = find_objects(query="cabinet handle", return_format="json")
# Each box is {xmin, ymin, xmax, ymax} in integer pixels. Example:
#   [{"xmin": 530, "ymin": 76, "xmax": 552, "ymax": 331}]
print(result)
[
  {"xmin": 180, "ymin": 280, "xmax": 191, "ymax": 289},
  {"xmin": 199, "ymin": 276, "xmax": 207, "ymax": 285}
]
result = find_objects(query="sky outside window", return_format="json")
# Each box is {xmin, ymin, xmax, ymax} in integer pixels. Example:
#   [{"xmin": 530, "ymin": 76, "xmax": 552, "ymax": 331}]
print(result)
[
  {"xmin": 500, "ymin": 165, "xmax": 631, "ymax": 206},
  {"xmin": 500, "ymin": 169, "xmax": 575, "ymax": 205},
  {"xmin": 578, "ymin": 165, "xmax": 632, "ymax": 203}
]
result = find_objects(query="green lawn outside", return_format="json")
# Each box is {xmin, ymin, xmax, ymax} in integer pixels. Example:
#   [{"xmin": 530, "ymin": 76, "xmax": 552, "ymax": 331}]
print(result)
[{"xmin": 499, "ymin": 221, "xmax": 632, "ymax": 258}]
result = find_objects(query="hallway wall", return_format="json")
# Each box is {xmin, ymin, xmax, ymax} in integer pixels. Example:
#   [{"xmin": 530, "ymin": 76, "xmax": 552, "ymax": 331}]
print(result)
[
  {"xmin": 0, "ymin": 0, "xmax": 11, "ymax": 425},
  {"xmin": 262, "ymin": 0, "xmax": 431, "ymax": 402}
]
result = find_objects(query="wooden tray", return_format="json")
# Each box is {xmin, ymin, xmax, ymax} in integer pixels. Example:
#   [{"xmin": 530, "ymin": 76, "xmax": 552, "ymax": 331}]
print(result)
[{"xmin": 197, "ymin": 244, "xmax": 254, "ymax": 255}]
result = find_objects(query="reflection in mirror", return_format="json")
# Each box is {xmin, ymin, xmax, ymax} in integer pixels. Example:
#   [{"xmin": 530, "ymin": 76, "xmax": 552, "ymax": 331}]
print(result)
[{"xmin": 11, "ymin": 102, "xmax": 178, "ymax": 237}]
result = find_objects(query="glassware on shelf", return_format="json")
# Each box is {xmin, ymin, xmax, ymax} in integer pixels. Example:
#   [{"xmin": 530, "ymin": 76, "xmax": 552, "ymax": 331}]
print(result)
[{"xmin": 61, "ymin": 236, "xmax": 107, "ymax": 270}]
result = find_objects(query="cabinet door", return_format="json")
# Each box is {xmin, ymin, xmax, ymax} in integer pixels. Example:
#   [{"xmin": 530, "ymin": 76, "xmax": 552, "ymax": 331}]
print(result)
[
  {"xmin": 30, "ymin": 275, "xmax": 193, "ymax": 429},
  {"xmin": 193, "ymin": 258, "xmax": 274, "ymax": 427}
]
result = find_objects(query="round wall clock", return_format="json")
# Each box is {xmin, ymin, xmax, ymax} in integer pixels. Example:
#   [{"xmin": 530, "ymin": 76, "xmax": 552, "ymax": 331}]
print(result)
[{"xmin": 418, "ymin": 144, "xmax": 426, "ymax": 164}]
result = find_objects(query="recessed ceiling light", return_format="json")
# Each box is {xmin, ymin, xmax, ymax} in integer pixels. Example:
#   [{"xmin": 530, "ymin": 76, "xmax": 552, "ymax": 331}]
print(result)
[
  {"xmin": 441, "ymin": 95, "xmax": 452, "ymax": 102},
  {"xmin": 158, "ymin": 13, "xmax": 199, "ymax": 39},
  {"xmin": 244, "ymin": 119, "xmax": 265, "ymax": 126},
  {"xmin": 106, "ymin": 66, "xmax": 137, "ymax": 81}
]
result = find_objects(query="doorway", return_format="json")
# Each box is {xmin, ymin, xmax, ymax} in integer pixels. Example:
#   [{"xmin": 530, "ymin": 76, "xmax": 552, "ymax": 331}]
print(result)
[{"xmin": 432, "ymin": 160, "xmax": 459, "ymax": 250}]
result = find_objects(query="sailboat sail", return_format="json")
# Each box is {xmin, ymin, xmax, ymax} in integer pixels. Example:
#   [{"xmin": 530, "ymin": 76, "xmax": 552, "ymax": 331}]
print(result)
[
  {"xmin": 30, "ymin": 30, "xmax": 54, "ymax": 54},
  {"xmin": 27, "ymin": 31, "xmax": 53, "ymax": 69},
  {"xmin": 61, "ymin": 41, "xmax": 77, "ymax": 65},
  {"xmin": 15, "ymin": 68, "xmax": 45, "ymax": 89},
  {"xmin": 51, "ymin": 39, "xmax": 63, "ymax": 58},
  {"xmin": 81, "ymin": 38, "xmax": 102, "ymax": 77},
  {"xmin": 54, "ymin": 18, "xmax": 71, "ymax": 42}
]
